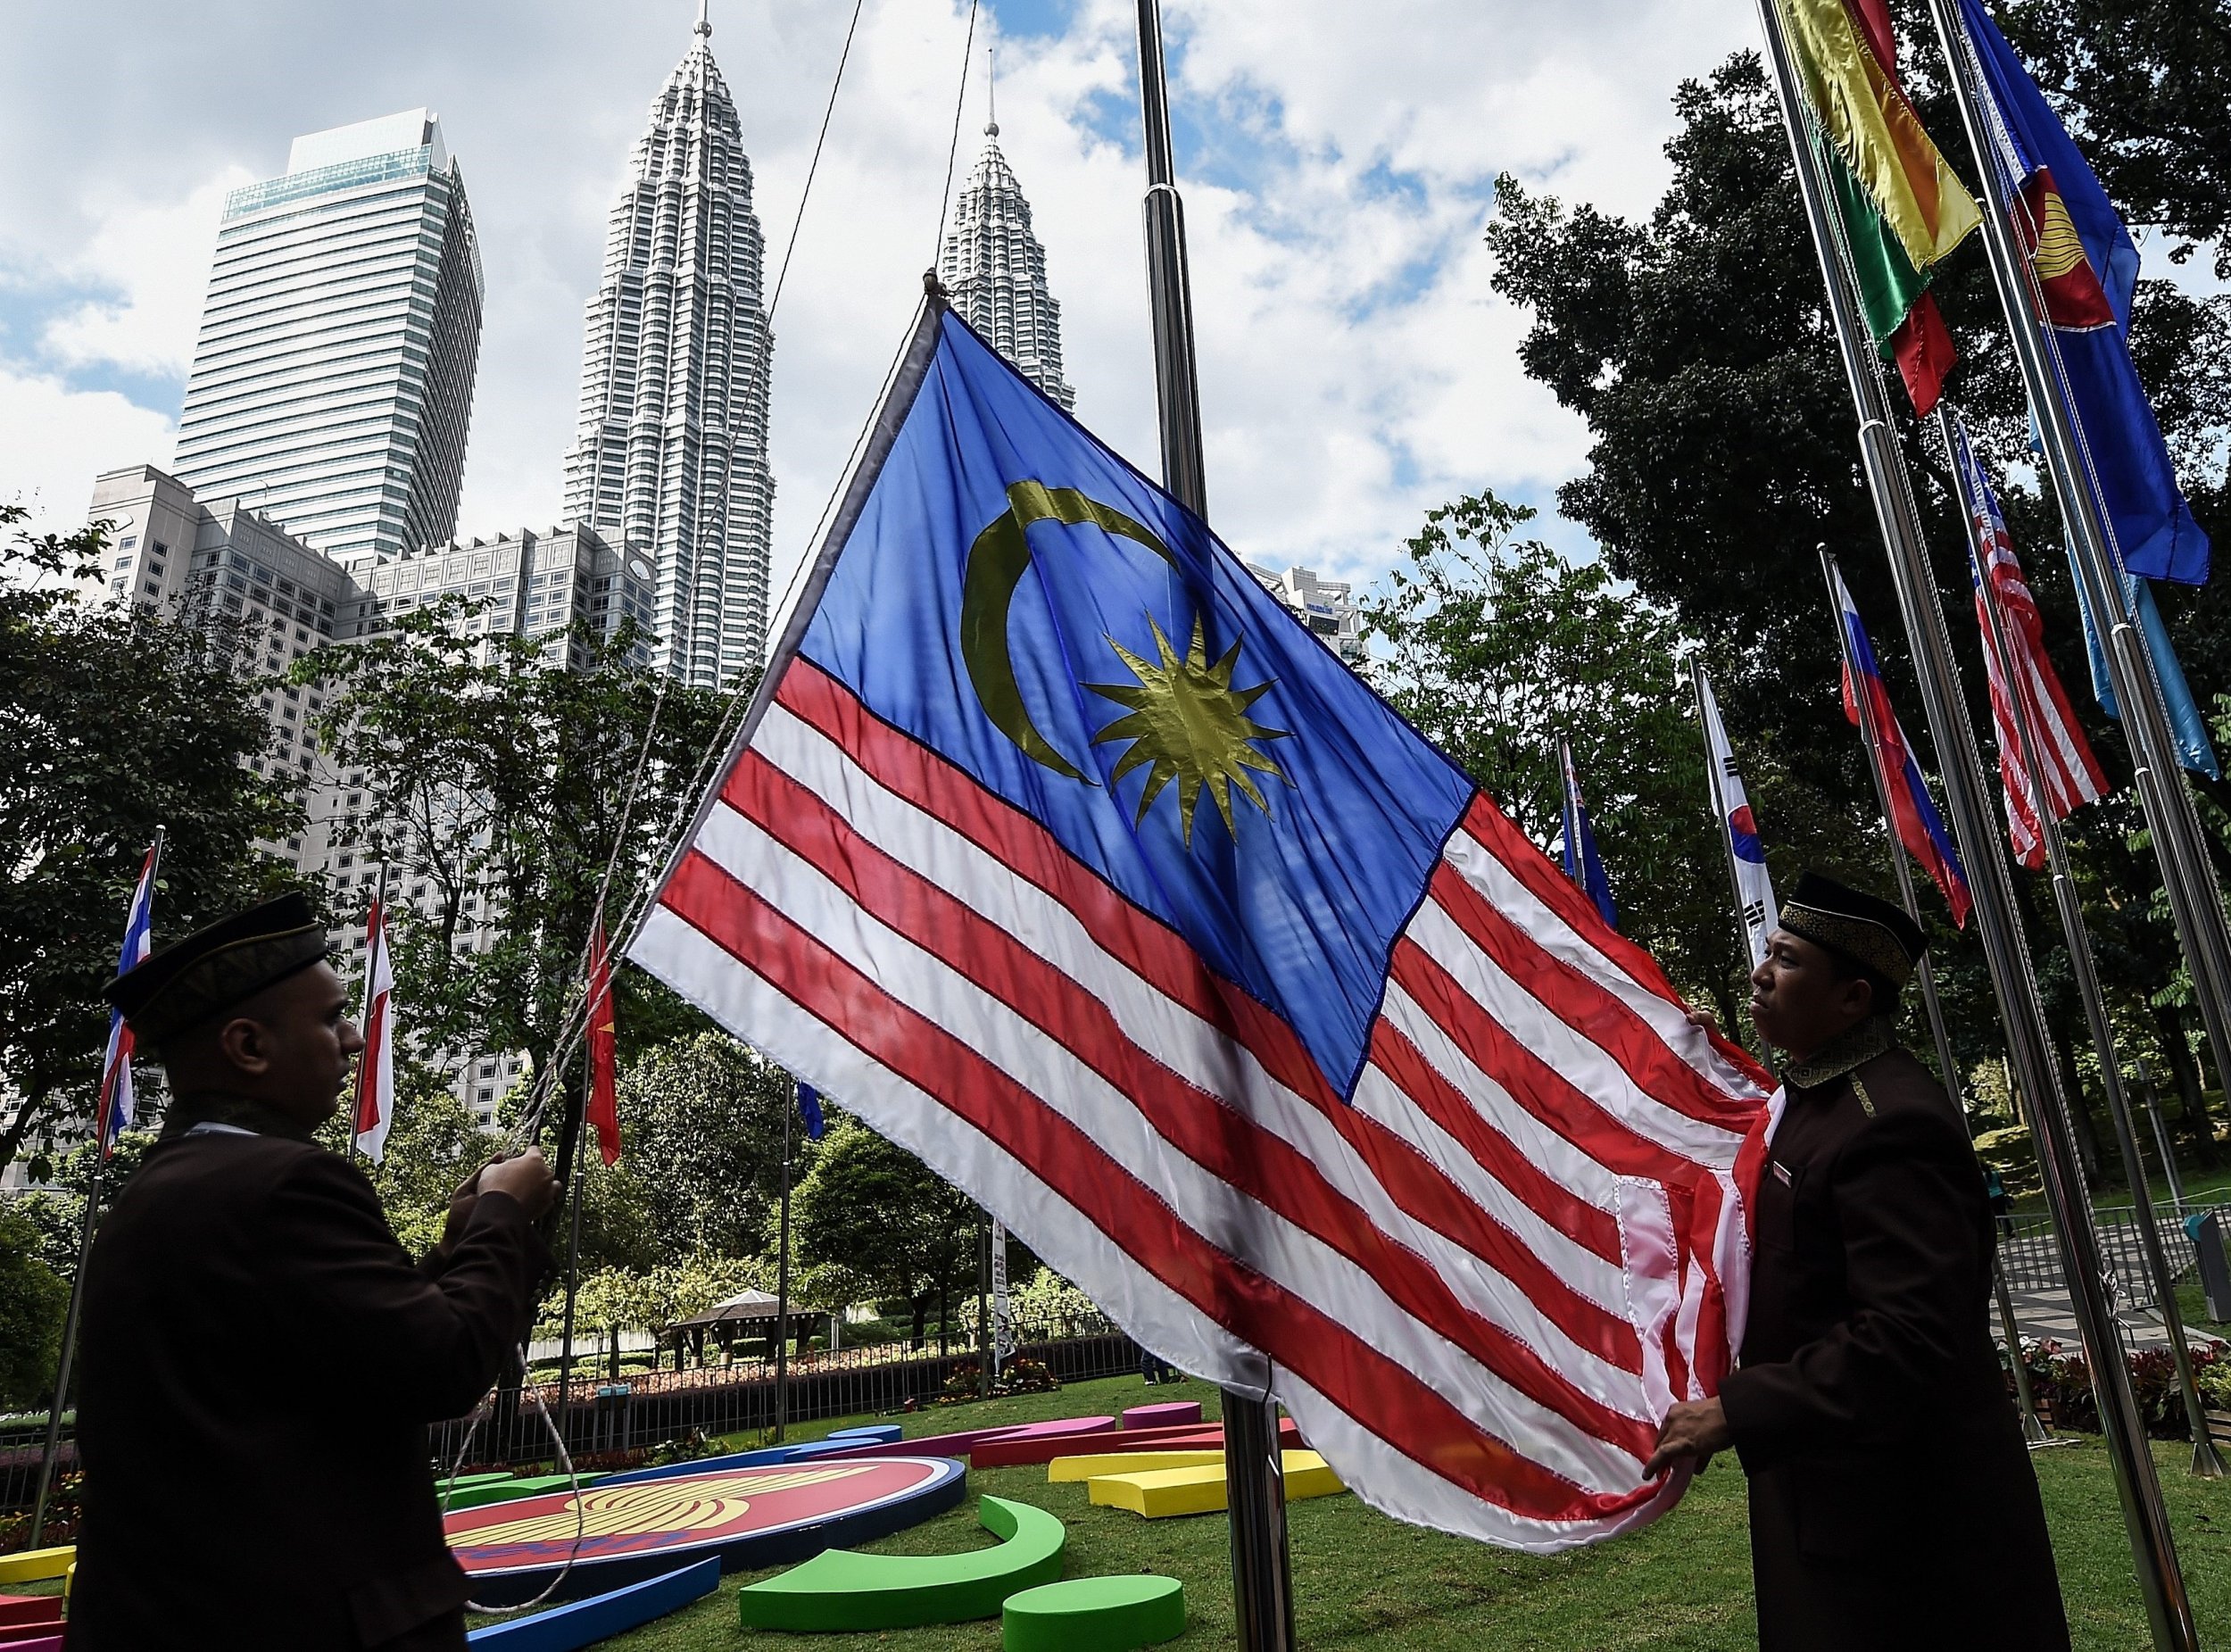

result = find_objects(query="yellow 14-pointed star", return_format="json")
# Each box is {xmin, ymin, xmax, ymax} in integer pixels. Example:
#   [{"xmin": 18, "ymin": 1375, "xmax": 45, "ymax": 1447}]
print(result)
[{"xmin": 1088, "ymin": 613, "xmax": 1290, "ymax": 845}]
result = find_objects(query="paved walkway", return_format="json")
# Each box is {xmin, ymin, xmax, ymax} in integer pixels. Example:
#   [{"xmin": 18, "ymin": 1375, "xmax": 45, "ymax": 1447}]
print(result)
[{"xmin": 1995, "ymin": 1285, "xmax": 2213, "ymax": 1352}]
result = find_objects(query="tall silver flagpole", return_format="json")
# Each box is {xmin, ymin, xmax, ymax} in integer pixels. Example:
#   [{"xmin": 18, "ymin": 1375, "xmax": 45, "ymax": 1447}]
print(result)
[
  {"xmin": 1131, "ymin": 4, "xmax": 1294, "ymax": 1646},
  {"xmin": 1747, "ymin": 0, "xmax": 2196, "ymax": 1639},
  {"xmin": 1819, "ymin": 554, "xmax": 2044, "ymax": 1443},
  {"xmin": 1924, "ymin": 0, "xmax": 2231, "ymax": 1191},
  {"xmin": 1935, "ymin": 408, "xmax": 2224, "ymax": 1475}
]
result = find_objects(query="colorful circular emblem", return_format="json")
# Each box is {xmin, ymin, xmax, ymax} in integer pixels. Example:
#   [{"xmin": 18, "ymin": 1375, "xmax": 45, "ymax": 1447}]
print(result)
[{"xmin": 448, "ymin": 1455, "xmax": 966, "ymax": 1605}]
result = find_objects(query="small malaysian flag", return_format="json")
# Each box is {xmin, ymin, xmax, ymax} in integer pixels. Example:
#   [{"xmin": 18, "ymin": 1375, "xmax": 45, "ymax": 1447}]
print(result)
[
  {"xmin": 97, "ymin": 843, "xmax": 161, "ymax": 1155},
  {"xmin": 1945, "ymin": 411, "xmax": 2109, "ymax": 868},
  {"xmin": 629, "ymin": 303, "xmax": 1771, "ymax": 1551}
]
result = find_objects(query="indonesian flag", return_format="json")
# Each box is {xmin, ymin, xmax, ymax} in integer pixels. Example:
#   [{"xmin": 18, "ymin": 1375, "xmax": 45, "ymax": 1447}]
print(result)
[
  {"xmin": 585, "ymin": 922, "xmax": 621, "ymax": 1166},
  {"xmin": 98, "ymin": 843, "xmax": 161, "ymax": 1156},
  {"xmin": 353, "ymin": 890, "xmax": 396, "ymax": 1162},
  {"xmin": 1947, "ymin": 412, "xmax": 2110, "ymax": 867}
]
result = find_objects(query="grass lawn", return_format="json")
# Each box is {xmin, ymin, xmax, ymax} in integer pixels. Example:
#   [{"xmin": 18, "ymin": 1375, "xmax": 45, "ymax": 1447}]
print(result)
[{"xmin": 557, "ymin": 1373, "xmax": 2231, "ymax": 1650}]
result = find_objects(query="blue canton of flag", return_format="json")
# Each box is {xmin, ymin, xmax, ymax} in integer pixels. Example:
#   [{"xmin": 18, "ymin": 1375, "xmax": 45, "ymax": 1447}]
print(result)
[
  {"xmin": 100, "ymin": 846, "xmax": 161, "ymax": 1154},
  {"xmin": 795, "ymin": 1081, "xmax": 826, "ymax": 1141},
  {"xmin": 1557, "ymin": 739, "xmax": 1618, "ymax": 931},
  {"xmin": 1956, "ymin": 0, "xmax": 2210, "ymax": 586},
  {"xmin": 632, "ymin": 302, "xmax": 1771, "ymax": 1552}
]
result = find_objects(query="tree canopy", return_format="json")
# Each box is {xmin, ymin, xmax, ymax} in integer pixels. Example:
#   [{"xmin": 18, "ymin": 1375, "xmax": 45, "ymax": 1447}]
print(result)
[
  {"xmin": 0, "ymin": 508, "xmax": 307, "ymax": 1174},
  {"xmin": 1482, "ymin": 33, "xmax": 2229, "ymax": 1166}
]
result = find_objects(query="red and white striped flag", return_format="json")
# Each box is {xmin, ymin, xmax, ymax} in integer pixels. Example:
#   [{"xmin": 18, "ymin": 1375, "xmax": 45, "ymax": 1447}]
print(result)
[
  {"xmin": 630, "ymin": 306, "xmax": 1773, "ymax": 1550},
  {"xmin": 1949, "ymin": 414, "xmax": 2109, "ymax": 867},
  {"xmin": 353, "ymin": 884, "xmax": 396, "ymax": 1162}
]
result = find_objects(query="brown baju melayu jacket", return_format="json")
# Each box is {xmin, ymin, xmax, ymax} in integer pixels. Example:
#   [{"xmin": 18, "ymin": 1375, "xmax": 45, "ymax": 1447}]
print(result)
[
  {"xmin": 69, "ymin": 1122, "xmax": 547, "ymax": 1651},
  {"xmin": 1720, "ymin": 1020, "xmax": 2069, "ymax": 1651}
]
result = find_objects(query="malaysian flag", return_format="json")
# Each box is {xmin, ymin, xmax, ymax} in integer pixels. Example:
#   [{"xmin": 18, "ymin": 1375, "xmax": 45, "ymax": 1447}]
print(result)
[
  {"xmin": 97, "ymin": 843, "xmax": 161, "ymax": 1154},
  {"xmin": 630, "ymin": 304, "xmax": 1771, "ymax": 1549},
  {"xmin": 352, "ymin": 885, "xmax": 396, "ymax": 1162},
  {"xmin": 1946, "ymin": 411, "xmax": 2109, "ymax": 868}
]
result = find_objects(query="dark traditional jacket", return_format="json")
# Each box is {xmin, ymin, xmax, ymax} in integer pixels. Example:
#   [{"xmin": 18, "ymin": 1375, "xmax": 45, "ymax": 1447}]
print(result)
[
  {"xmin": 69, "ymin": 1122, "xmax": 547, "ymax": 1651},
  {"xmin": 1720, "ymin": 1019, "xmax": 2069, "ymax": 1651}
]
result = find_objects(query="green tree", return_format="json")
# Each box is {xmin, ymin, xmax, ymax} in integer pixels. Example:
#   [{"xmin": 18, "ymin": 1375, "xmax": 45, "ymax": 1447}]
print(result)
[
  {"xmin": 568, "ymin": 1033, "xmax": 804, "ymax": 1267},
  {"xmin": 295, "ymin": 603, "xmax": 735, "ymax": 1100},
  {"xmin": 0, "ymin": 1208, "xmax": 68, "ymax": 1410},
  {"xmin": 1996, "ymin": 0, "xmax": 2231, "ymax": 280},
  {"xmin": 1364, "ymin": 493, "xmax": 1848, "ymax": 1025},
  {"xmin": 0, "ymin": 507, "xmax": 307, "ymax": 1174},
  {"xmin": 792, "ymin": 1120, "xmax": 978, "ymax": 1348},
  {"xmin": 312, "ymin": 1067, "xmax": 500, "ymax": 1254},
  {"xmin": 1483, "ymin": 50, "xmax": 2229, "ymax": 1164}
]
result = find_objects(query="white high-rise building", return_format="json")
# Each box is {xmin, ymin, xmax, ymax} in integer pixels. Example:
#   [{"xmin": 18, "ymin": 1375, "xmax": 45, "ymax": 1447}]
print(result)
[
  {"xmin": 173, "ymin": 110, "xmax": 484, "ymax": 562},
  {"xmin": 938, "ymin": 113, "xmax": 1074, "ymax": 411},
  {"xmin": 564, "ymin": 7, "xmax": 774, "ymax": 688}
]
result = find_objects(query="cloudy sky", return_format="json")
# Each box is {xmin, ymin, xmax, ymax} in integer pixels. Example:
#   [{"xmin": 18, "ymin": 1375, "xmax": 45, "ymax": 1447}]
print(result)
[{"xmin": 0, "ymin": 0, "xmax": 1756, "ymax": 606}]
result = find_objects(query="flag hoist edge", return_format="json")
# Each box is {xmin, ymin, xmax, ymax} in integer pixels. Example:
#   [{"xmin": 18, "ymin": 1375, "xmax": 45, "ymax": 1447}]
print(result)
[{"xmin": 628, "ymin": 299, "xmax": 1775, "ymax": 1551}]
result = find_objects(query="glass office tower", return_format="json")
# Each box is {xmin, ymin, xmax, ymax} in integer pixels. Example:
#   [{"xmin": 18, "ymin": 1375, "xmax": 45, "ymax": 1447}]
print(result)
[{"xmin": 173, "ymin": 109, "xmax": 484, "ymax": 561}]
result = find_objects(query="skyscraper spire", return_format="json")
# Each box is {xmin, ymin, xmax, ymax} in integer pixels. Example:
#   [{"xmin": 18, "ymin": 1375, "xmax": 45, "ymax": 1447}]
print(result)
[
  {"xmin": 563, "ymin": 9, "xmax": 775, "ymax": 685},
  {"xmin": 695, "ymin": 0, "xmax": 711, "ymax": 38},
  {"xmin": 938, "ymin": 84, "xmax": 1075, "ymax": 411},
  {"xmin": 987, "ymin": 46, "xmax": 998, "ymax": 137}
]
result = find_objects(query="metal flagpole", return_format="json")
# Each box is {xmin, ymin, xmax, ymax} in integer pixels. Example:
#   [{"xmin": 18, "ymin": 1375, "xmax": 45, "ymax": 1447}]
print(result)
[
  {"xmin": 1819, "ymin": 552, "xmax": 2044, "ymax": 1444},
  {"xmin": 1750, "ymin": 2, "xmax": 2195, "ymax": 1640},
  {"xmin": 1936, "ymin": 408, "xmax": 2224, "ymax": 1475},
  {"xmin": 1689, "ymin": 659, "xmax": 1769, "ymax": 1050},
  {"xmin": 1925, "ymin": 0, "xmax": 2231, "ymax": 1223},
  {"xmin": 773, "ymin": 1092, "xmax": 794, "ymax": 1443},
  {"xmin": 2136, "ymin": 1059, "xmax": 2190, "ymax": 1215},
  {"xmin": 31, "ymin": 826, "xmax": 165, "ymax": 1548},
  {"xmin": 1132, "ymin": 2, "xmax": 1293, "ymax": 1645}
]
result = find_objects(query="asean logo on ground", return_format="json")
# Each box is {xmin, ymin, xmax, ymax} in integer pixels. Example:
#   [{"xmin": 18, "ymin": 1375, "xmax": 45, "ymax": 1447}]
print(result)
[{"xmin": 447, "ymin": 1456, "xmax": 966, "ymax": 1605}]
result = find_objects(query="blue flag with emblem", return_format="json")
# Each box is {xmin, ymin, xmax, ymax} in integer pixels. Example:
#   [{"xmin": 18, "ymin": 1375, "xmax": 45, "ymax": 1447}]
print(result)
[
  {"xmin": 630, "ymin": 299, "xmax": 1771, "ymax": 1550},
  {"xmin": 1556, "ymin": 738, "xmax": 1618, "ymax": 930}
]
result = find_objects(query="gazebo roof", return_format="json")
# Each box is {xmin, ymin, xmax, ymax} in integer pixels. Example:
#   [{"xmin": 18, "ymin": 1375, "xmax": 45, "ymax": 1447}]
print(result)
[{"xmin": 668, "ymin": 1289, "xmax": 801, "ymax": 1331}]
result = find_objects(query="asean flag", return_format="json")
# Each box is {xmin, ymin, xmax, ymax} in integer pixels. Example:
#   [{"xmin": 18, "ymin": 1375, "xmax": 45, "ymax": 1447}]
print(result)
[{"xmin": 628, "ymin": 301, "xmax": 1772, "ymax": 1551}]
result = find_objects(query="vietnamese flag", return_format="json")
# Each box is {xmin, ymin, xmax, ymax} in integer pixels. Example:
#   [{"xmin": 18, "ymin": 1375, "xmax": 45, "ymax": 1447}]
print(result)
[{"xmin": 585, "ymin": 921, "xmax": 621, "ymax": 1166}]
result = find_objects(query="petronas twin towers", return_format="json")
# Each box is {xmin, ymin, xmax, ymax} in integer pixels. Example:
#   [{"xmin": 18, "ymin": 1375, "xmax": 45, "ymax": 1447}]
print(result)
[{"xmin": 567, "ymin": 18, "xmax": 1073, "ymax": 685}]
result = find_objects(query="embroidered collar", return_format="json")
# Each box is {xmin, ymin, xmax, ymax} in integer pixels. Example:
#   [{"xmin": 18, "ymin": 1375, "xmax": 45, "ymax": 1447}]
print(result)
[{"xmin": 1780, "ymin": 1015, "xmax": 1895, "ymax": 1093}]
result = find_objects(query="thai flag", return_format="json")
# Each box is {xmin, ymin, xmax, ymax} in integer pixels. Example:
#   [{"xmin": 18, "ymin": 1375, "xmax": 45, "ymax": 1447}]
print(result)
[
  {"xmin": 352, "ymin": 890, "xmax": 396, "ymax": 1162},
  {"xmin": 97, "ymin": 845, "xmax": 160, "ymax": 1155},
  {"xmin": 1831, "ymin": 568, "xmax": 1973, "ymax": 926},
  {"xmin": 1946, "ymin": 411, "xmax": 2109, "ymax": 868},
  {"xmin": 629, "ymin": 304, "xmax": 1771, "ymax": 1551}
]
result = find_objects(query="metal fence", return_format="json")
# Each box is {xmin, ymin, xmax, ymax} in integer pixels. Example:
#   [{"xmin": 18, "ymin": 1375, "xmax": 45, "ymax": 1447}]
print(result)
[
  {"xmin": 1997, "ymin": 1199, "xmax": 2231, "ymax": 1310},
  {"xmin": 0, "ymin": 1328, "xmax": 1142, "ymax": 1515}
]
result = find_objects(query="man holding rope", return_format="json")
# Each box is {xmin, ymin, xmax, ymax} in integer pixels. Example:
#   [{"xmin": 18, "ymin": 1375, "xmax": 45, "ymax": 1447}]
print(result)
[{"xmin": 70, "ymin": 894, "xmax": 557, "ymax": 1651}]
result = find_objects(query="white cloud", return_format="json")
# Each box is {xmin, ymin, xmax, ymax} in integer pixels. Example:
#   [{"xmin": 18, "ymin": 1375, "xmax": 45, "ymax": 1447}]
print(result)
[
  {"xmin": 0, "ymin": 363, "xmax": 174, "ymax": 527},
  {"xmin": 0, "ymin": 0, "xmax": 1755, "ymax": 601},
  {"xmin": 37, "ymin": 170, "xmax": 252, "ymax": 378}
]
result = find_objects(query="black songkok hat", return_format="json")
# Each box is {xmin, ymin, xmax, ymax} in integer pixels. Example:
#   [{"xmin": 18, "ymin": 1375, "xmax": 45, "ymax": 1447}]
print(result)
[
  {"xmin": 1778, "ymin": 872, "xmax": 1927, "ymax": 987},
  {"xmin": 103, "ymin": 893, "xmax": 329, "ymax": 1047}
]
